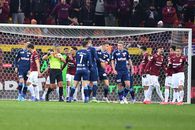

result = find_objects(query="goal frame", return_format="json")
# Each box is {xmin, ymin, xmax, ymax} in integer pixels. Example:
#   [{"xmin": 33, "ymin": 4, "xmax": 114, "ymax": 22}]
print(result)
[{"xmin": 0, "ymin": 24, "xmax": 192, "ymax": 104}]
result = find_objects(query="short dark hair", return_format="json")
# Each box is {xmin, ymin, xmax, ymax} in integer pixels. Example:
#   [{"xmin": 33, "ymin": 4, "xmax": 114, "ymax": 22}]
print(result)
[
  {"xmin": 64, "ymin": 47, "xmax": 69, "ymax": 50},
  {"xmin": 103, "ymin": 41, "xmax": 110, "ymax": 46},
  {"xmin": 170, "ymin": 45, "xmax": 176, "ymax": 51},
  {"xmin": 71, "ymin": 46, "xmax": 78, "ymax": 51},
  {"xmin": 27, "ymin": 43, "xmax": 34, "ymax": 49},
  {"xmin": 85, "ymin": 37, "xmax": 92, "ymax": 41},
  {"xmin": 82, "ymin": 41, "xmax": 88, "ymax": 47},
  {"xmin": 140, "ymin": 46, "xmax": 147, "ymax": 51}
]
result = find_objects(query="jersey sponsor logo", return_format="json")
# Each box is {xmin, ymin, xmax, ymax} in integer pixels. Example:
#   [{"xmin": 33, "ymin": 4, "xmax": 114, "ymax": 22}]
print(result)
[
  {"xmin": 20, "ymin": 57, "xmax": 30, "ymax": 60},
  {"xmin": 117, "ymin": 57, "xmax": 126, "ymax": 61}
]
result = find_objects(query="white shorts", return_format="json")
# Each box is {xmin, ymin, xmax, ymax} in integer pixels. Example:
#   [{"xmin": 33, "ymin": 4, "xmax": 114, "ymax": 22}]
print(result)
[
  {"xmin": 142, "ymin": 74, "xmax": 151, "ymax": 86},
  {"xmin": 149, "ymin": 75, "xmax": 160, "ymax": 86},
  {"xmin": 66, "ymin": 74, "xmax": 74, "ymax": 82},
  {"xmin": 165, "ymin": 76, "xmax": 172, "ymax": 87},
  {"xmin": 27, "ymin": 71, "xmax": 38, "ymax": 86},
  {"xmin": 172, "ymin": 72, "xmax": 185, "ymax": 88}
]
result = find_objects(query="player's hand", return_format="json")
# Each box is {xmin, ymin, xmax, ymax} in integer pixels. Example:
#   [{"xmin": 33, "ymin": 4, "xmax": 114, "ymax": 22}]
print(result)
[
  {"xmin": 15, "ymin": 68, "xmax": 18, "ymax": 73},
  {"xmin": 113, "ymin": 70, "xmax": 117, "ymax": 75},
  {"xmin": 38, "ymin": 72, "xmax": 42, "ymax": 77}
]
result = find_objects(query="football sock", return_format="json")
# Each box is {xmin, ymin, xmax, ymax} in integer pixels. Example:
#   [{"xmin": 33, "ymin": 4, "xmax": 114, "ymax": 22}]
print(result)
[
  {"xmin": 22, "ymin": 85, "xmax": 27, "ymax": 98},
  {"xmin": 28, "ymin": 84, "xmax": 35, "ymax": 97},
  {"xmin": 69, "ymin": 86, "xmax": 75, "ymax": 98},
  {"xmin": 59, "ymin": 87, "xmax": 63, "ymax": 99},
  {"xmin": 66, "ymin": 86, "xmax": 70, "ymax": 98},
  {"xmin": 129, "ymin": 87, "xmax": 135, "ymax": 100},
  {"xmin": 165, "ymin": 88, "xmax": 169, "ymax": 102},
  {"xmin": 144, "ymin": 89, "xmax": 147, "ymax": 100},
  {"xmin": 172, "ymin": 90, "xmax": 176, "ymax": 102},
  {"xmin": 88, "ymin": 85, "xmax": 92, "ymax": 98},
  {"xmin": 118, "ymin": 89, "xmax": 124, "ymax": 101},
  {"xmin": 179, "ymin": 90, "xmax": 184, "ymax": 102},
  {"xmin": 155, "ymin": 85, "xmax": 164, "ymax": 101},
  {"xmin": 18, "ymin": 83, "xmax": 23, "ymax": 95},
  {"xmin": 103, "ymin": 85, "xmax": 109, "ymax": 97},
  {"xmin": 42, "ymin": 88, "xmax": 48, "ymax": 99},
  {"xmin": 73, "ymin": 87, "xmax": 78, "ymax": 99},
  {"xmin": 123, "ymin": 87, "xmax": 129, "ymax": 98},
  {"xmin": 92, "ymin": 84, "xmax": 98, "ymax": 98},
  {"xmin": 84, "ymin": 86, "xmax": 89, "ymax": 99},
  {"xmin": 34, "ymin": 86, "xmax": 40, "ymax": 100}
]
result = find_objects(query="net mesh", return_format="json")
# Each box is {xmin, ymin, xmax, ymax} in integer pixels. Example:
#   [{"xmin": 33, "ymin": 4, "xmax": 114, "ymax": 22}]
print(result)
[{"xmin": 0, "ymin": 24, "xmax": 190, "ymax": 102}]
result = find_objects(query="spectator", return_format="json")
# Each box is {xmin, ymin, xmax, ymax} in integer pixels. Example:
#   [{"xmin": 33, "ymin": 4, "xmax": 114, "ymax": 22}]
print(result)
[
  {"xmin": 0, "ymin": 0, "xmax": 9, "ymax": 23},
  {"xmin": 139, "ymin": 0, "xmax": 154, "ymax": 11},
  {"xmin": 70, "ymin": 0, "xmax": 83, "ymax": 20},
  {"xmin": 117, "ymin": 0, "xmax": 132, "ymax": 27},
  {"xmin": 80, "ymin": 0, "xmax": 95, "ymax": 26},
  {"xmin": 144, "ymin": 4, "xmax": 159, "ymax": 27},
  {"xmin": 10, "ymin": 0, "xmax": 30, "ymax": 24},
  {"xmin": 130, "ymin": 0, "xmax": 144, "ymax": 27},
  {"xmin": 30, "ymin": 0, "xmax": 46, "ymax": 24},
  {"xmin": 94, "ymin": 0, "xmax": 105, "ymax": 26},
  {"xmin": 183, "ymin": 0, "xmax": 194, "ymax": 23},
  {"xmin": 104, "ymin": 0, "xmax": 117, "ymax": 26},
  {"xmin": 154, "ymin": 0, "xmax": 166, "ymax": 19},
  {"xmin": 162, "ymin": 0, "xmax": 177, "ymax": 27},
  {"xmin": 50, "ymin": 0, "xmax": 77, "ymax": 25}
]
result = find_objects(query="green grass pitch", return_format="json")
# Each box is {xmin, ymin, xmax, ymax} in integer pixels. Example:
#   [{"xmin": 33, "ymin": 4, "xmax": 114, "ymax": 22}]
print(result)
[{"xmin": 0, "ymin": 101, "xmax": 195, "ymax": 130}]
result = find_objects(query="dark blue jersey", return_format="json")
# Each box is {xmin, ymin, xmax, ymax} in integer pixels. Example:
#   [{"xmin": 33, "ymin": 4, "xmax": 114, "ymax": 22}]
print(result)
[
  {"xmin": 97, "ymin": 50, "xmax": 110, "ymax": 72},
  {"xmin": 87, "ymin": 46, "xmax": 99, "ymax": 68},
  {"xmin": 111, "ymin": 49, "xmax": 130, "ymax": 71},
  {"xmin": 76, "ymin": 49, "xmax": 92, "ymax": 70},
  {"xmin": 14, "ymin": 49, "xmax": 31, "ymax": 70}
]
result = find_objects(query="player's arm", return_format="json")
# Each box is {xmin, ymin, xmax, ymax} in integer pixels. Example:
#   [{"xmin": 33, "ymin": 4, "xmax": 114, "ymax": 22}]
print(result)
[
  {"xmin": 14, "ymin": 50, "xmax": 20, "ymax": 73},
  {"xmin": 144, "ymin": 55, "xmax": 154, "ymax": 74},
  {"xmin": 88, "ymin": 51, "xmax": 93, "ymax": 70},
  {"xmin": 35, "ymin": 58, "xmax": 41, "ymax": 76},
  {"xmin": 128, "ymin": 59, "xmax": 134, "ymax": 74},
  {"xmin": 111, "ymin": 51, "xmax": 117, "ymax": 75},
  {"xmin": 41, "ymin": 67, "xmax": 49, "ymax": 75},
  {"xmin": 126, "ymin": 51, "xmax": 134, "ymax": 74},
  {"xmin": 42, "ymin": 50, "xmax": 53, "ymax": 60}
]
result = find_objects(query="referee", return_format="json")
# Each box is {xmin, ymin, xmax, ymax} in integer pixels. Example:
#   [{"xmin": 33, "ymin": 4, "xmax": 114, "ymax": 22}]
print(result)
[{"xmin": 42, "ymin": 44, "xmax": 66, "ymax": 102}]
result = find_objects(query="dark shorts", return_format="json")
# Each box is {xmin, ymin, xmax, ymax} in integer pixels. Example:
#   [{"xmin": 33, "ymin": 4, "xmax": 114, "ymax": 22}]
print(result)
[
  {"xmin": 89, "ymin": 67, "xmax": 98, "ymax": 81},
  {"xmin": 18, "ymin": 68, "xmax": 29, "ymax": 81},
  {"xmin": 50, "ymin": 69, "xmax": 63, "ymax": 84},
  {"xmin": 74, "ymin": 69, "xmax": 89, "ymax": 81},
  {"xmin": 98, "ymin": 70, "xmax": 108, "ymax": 81},
  {"xmin": 116, "ymin": 71, "xmax": 130, "ymax": 84}
]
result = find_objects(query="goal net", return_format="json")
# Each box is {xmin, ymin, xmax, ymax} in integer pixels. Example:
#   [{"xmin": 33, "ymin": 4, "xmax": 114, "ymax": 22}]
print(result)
[{"xmin": 0, "ymin": 24, "xmax": 192, "ymax": 103}]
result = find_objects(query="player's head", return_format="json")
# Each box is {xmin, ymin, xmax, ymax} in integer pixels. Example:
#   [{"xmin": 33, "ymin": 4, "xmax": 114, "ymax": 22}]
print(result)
[
  {"xmin": 85, "ymin": 37, "xmax": 92, "ymax": 47},
  {"xmin": 70, "ymin": 46, "xmax": 78, "ymax": 55},
  {"xmin": 102, "ymin": 41, "xmax": 110, "ymax": 51},
  {"xmin": 140, "ymin": 46, "xmax": 147, "ymax": 53},
  {"xmin": 31, "ymin": 19, "xmax": 37, "ymax": 24},
  {"xmin": 117, "ymin": 41, "xmax": 124, "ymax": 50},
  {"xmin": 170, "ymin": 45, "xmax": 176, "ymax": 54},
  {"xmin": 64, "ymin": 47, "xmax": 69, "ymax": 55},
  {"xmin": 53, "ymin": 44, "xmax": 61, "ymax": 53},
  {"xmin": 27, "ymin": 43, "xmax": 35, "ymax": 52},
  {"xmin": 175, "ymin": 46, "xmax": 182, "ymax": 56},
  {"xmin": 166, "ymin": 0, "xmax": 173, "ymax": 7},
  {"xmin": 82, "ymin": 41, "xmax": 88, "ymax": 48},
  {"xmin": 157, "ymin": 47, "xmax": 164, "ymax": 55},
  {"xmin": 61, "ymin": 0, "xmax": 66, "ymax": 4}
]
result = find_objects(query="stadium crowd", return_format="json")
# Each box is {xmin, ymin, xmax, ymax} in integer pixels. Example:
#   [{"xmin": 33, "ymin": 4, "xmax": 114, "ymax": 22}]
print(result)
[{"xmin": 0, "ymin": 0, "xmax": 194, "ymax": 28}]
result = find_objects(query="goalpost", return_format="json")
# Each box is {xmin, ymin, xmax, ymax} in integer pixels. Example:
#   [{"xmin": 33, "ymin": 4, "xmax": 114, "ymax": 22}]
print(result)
[{"xmin": 0, "ymin": 24, "xmax": 192, "ymax": 103}]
